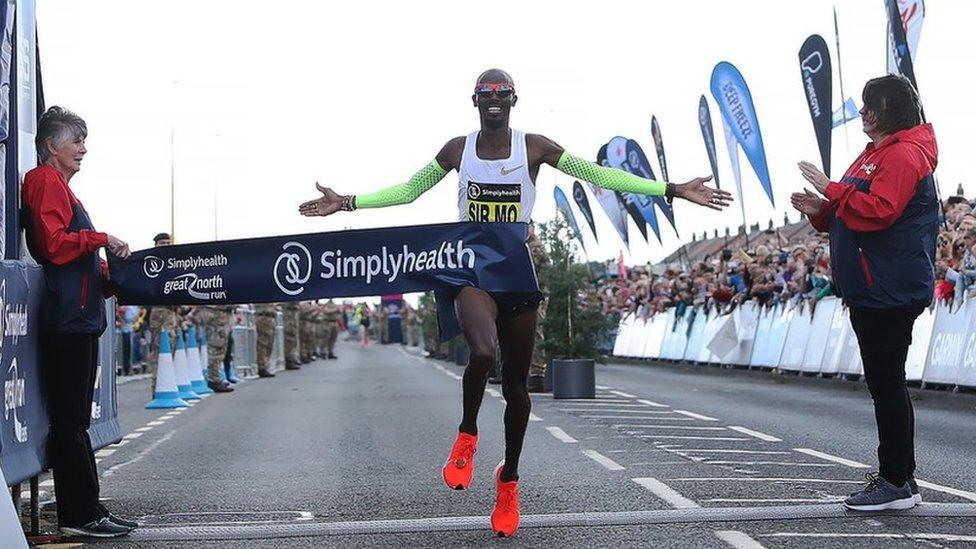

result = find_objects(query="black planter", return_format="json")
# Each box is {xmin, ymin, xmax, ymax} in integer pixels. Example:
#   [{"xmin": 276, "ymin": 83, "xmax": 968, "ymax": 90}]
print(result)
[
  {"xmin": 552, "ymin": 358, "xmax": 595, "ymax": 399},
  {"xmin": 543, "ymin": 358, "xmax": 553, "ymax": 392}
]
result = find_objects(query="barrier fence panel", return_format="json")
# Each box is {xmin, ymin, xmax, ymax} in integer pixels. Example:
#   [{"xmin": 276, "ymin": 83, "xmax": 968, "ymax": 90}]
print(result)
[
  {"xmin": 819, "ymin": 304, "xmax": 851, "ymax": 376},
  {"xmin": 658, "ymin": 309, "xmax": 677, "ymax": 360},
  {"xmin": 726, "ymin": 301, "xmax": 760, "ymax": 366},
  {"xmin": 906, "ymin": 306, "xmax": 935, "ymax": 382},
  {"xmin": 750, "ymin": 303, "xmax": 787, "ymax": 368},
  {"xmin": 682, "ymin": 308, "xmax": 707, "ymax": 362},
  {"xmin": 662, "ymin": 309, "xmax": 690, "ymax": 361},
  {"xmin": 612, "ymin": 313, "xmax": 633, "ymax": 357},
  {"xmin": 956, "ymin": 301, "xmax": 976, "ymax": 388},
  {"xmin": 779, "ymin": 302, "xmax": 811, "ymax": 372},
  {"xmin": 923, "ymin": 300, "xmax": 968, "ymax": 385},
  {"xmin": 642, "ymin": 313, "xmax": 668, "ymax": 359},
  {"xmin": 837, "ymin": 310, "xmax": 863, "ymax": 377},
  {"xmin": 89, "ymin": 299, "xmax": 122, "ymax": 451},
  {"xmin": 800, "ymin": 297, "xmax": 839, "ymax": 374},
  {"xmin": 697, "ymin": 312, "xmax": 724, "ymax": 364},
  {"xmin": 626, "ymin": 316, "xmax": 647, "ymax": 358}
]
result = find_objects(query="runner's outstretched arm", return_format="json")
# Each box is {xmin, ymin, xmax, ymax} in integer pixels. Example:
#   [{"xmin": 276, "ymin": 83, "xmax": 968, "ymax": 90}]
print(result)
[
  {"xmin": 299, "ymin": 138, "xmax": 463, "ymax": 217},
  {"xmin": 529, "ymin": 134, "xmax": 732, "ymax": 211}
]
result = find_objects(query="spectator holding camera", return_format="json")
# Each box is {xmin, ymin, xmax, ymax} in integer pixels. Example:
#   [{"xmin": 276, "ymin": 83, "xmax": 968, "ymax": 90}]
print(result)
[{"xmin": 22, "ymin": 106, "xmax": 137, "ymax": 537}]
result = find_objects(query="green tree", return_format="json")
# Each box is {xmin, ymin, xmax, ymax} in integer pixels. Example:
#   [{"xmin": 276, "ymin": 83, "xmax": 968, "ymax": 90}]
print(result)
[{"xmin": 537, "ymin": 217, "xmax": 614, "ymax": 360}]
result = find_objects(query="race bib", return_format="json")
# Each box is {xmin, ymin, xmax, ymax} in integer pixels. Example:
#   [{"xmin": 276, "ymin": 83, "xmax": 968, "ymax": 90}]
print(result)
[{"xmin": 466, "ymin": 182, "xmax": 522, "ymax": 222}]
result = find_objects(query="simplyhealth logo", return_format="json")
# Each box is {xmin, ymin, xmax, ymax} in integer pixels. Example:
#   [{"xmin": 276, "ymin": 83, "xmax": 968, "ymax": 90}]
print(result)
[
  {"xmin": 274, "ymin": 241, "xmax": 312, "ymax": 296},
  {"xmin": 143, "ymin": 255, "xmax": 165, "ymax": 279},
  {"xmin": 272, "ymin": 239, "xmax": 477, "ymax": 297}
]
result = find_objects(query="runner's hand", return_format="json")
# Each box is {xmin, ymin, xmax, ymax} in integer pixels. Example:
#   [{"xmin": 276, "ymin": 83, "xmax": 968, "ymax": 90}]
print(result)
[
  {"xmin": 791, "ymin": 188, "xmax": 825, "ymax": 217},
  {"xmin": 107, "ymin": 235, "xmax": 131, "ymax": 259},
  {"xmin": 676, "ymin": 176, "xmax": 733, "ymax": 211},
  {"xmin": 299, "ymin": 182, "xmax": 343, "ymax": 217}
]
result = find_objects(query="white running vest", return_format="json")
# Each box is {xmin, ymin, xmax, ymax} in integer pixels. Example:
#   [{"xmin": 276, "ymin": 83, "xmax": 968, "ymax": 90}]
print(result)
[{"xmin": 457, "ymin": 129, "xmax": 536, "ymax": 223}]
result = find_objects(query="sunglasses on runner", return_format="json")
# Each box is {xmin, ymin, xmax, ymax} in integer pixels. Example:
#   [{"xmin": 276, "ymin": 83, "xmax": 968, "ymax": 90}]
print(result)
[{"xmin": 474, "ymin": 83, "xmax": 515, "ymax": 98}]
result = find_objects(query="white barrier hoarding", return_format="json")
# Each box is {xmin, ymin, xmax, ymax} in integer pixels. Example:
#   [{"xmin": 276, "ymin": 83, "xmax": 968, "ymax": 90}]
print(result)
[
  {"xmin": 642, "ymin": 313, "xmax": 667, "ymax": 359},
  {"xmin": 820, "ymin": 304, "xmax": 851, "ymax": 376},
  {"xmin": 779, "ymin": 303, "xmax": 811, "ymax": 372},
  {"xmin": 923, "ymin": 301, "xmax": 968, "ymax": 385},
  {"xmin": 626, "ymin": 317, "xmax": 648, "ymax": 358},
  {"xmin": 612, "ymin": 313, "xmax": 632, "ymax": 357},
  {"xmin": 697, "ymin": 312, "xmax": 724, "ymax": 363},
  {"xmin": 683, "ymin": 308, "xmax": 707, "ymax": 362},
  {"xmin": 801, "ymin": 298, "xmax": 839, "ymax": 374},
  {"xmin": 751, "ymin": 303, "xmax": 790, "ymax": 368},
  {"xmin": 906, "ymin": 306, "xmax": 935, "ymax": 382}
]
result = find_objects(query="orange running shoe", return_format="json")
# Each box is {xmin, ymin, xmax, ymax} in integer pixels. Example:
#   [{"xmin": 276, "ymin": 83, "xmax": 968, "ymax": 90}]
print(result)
[
  {"xmin": 491, "ymin": 461, "xmax": 520, "ymax": 537},
  {"xmin": 442, "ymin": 432, "xmax": 478, "ymax": 490}
]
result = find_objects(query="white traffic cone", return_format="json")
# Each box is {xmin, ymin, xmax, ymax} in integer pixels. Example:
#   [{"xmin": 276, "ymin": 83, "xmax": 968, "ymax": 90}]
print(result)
[
  {"xmin": 186, "ymin": 327, "xmax": 213, "ymax": 395},
  {"xmin": 173, "ymin": 330, "xmax": 201, "ymax": 401},
  {"xmin": 146, "ymin": 331, "xmax": 189, "ymax": 409}
]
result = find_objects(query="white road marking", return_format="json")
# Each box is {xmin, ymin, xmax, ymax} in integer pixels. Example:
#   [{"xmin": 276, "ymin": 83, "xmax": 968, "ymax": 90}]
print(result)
[
  {"xmin": 169, "ymin": 410, "xmax": 183, "ymax": 415},
  {"xmin": 147, "ymin": 421, "xmax": 166, "ymax": 426},
  {"xmin": 558, "ymin": 402, "xmax": 662, "ymax": 408},
  {"xmin": 595, "ymin": 385, "xmax": 610, "ymax": 390},
  {"xmin": 546, "ymin": 426, "xmax": 578, "ymax": 443},
  {"xmin": 529, "ymin": 413, "xmax": 543, "ymax": 422},
  {"xmin": 631, "ymin": 477, "xmax": 700, "ymax": 509},
  {"xmin": 115, "ymin": 439, "xmax": 130, "ymax": 447},
  {"xmin": 705, "ymin": 498, "xmax": 844, "ymax": 504},
  {"xmin": 674, "ymin": 410, "xmax": 718, "ymax": 421},
  {"xmin": 103, "ymin": 431, "xmax": 175, "ymax": 479},
  {"xmin": 637, "ymin": 399, "xmax": 669, "ymax": 408},
  {"xmin": 715, "ymin": 530, "xmax": 767, "ymax": 549},
  {"xmin": 95, "ymin": 449, "xmax": 116, "ymax": 457},
  {"xmin": 555, "ymin": 398, "xmax": 630, "ymax": 403},
  {"xmin": 760, "ymin": 533, "xmax": 976, "ymax": 542},
  {"xmin": 667, "ymin": 477, "xmax": 862, "ymax": 484},
  {"xmin": 704, "ymin": 461, "xmax": 835, "ymax": 467},
  {"xmin": 608, "ymin": 390, "xmax": 637, "ymax": 398},
  {"xmin": 637, "ymin": 435, "xmax": 749, "ymax": 441},
  {"xmin": 678, "ymin": 449, "xmax": 791, "ymax": 455},
  {"xmin": 123, "ymin": 432, "xmax": 144, "ymax": 440},
  {"xmin": 612, "ymin": 419, "xmax": 697, "ymax": 425},
  {"xmin": 792, "ymin": 448, "xmax": 870, "ymax": 469},
  {"xmin": 727, "ymin": 426, "xmax": 781, "ymax": 442},
  {"xmin": 622, "ymin": 425, "xmax": 725, "ymax": 431},
  {"xmin": 580, "ymin": 414, "xmax": 676, "ymax": 420},
  {"xmin": 581, "ymin": 450, "xmax": 626, "ymax": 471},
  {"xmin": 39, "ymin": 479, "xmax": 54, "ymax": 487},
  {"xmin": 486, "ymin": 388, "xmax": 502, "ymax": 398},
  {"xmin": 446, "ymin": 373, "xmax": 462, "ymax": 380},
  {"xmin": 134, "ymin": 426, "xmax": 153, "ymax": 432},
  {"xmin": 916, "ymin": 479, "xmax": 976, "ymax": 502},
  {"xmin": 565, "ymin": 409, "xmax": 674, "ymax": 414}
]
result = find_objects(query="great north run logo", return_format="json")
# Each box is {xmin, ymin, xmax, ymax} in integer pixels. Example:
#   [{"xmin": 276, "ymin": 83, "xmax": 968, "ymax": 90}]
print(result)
[{"xmin": 274, "ymin": 241, "xmax": 313, "ymax": 296}]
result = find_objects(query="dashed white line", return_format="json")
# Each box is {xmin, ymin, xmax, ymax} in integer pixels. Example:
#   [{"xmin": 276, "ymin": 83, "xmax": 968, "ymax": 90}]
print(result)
[
  {"xmin": 714, "ymin": 530, "xmax": 767, "ymax": 549},
  {"xmin": 566, "ymin": 409, "xmax": 674, "ymax": 414},
  {"xmin": 558, "ymin": 403, "xmax": 661, "ymax": 408},
  {"xmin": 673, "ymin": 410, "xmax": 718, "ymax": 421},
  {"xmin": 581, "ymin": 450, "xmax": 625, "ymax": 471},
  {"xmin": 595, "ymin": 385, "xmax": 610, "ymax": 390},
  {"xmin": 556, "ymin": 398, "xmax": 631, "ymax": 403},
  {"xmin": 528, "ymin": 413, "xmax": 543, "ymax": 422},
  {"xmin": 666, "ymin": 477, "xmax": 862, "ymax": 484},
  {"xmin": 134, "ymin": 426, "xmax": 153, "ymax": 432},
  {"xmin": 916, "ymin": 479, "xmax": 976, "ymax": 502},
  {"xmin": 147, "ymin": 421, "xmax": 166, "ymax": 426},
  {"xmin": 705, "ymin": 498, "xmax": 844, "ymax": 504},
  {"xmin": 608, "ymin": 390, "xmax": 637, "ymax": 398},
  {"xmin": 792, "ymin": 448, "xmax": 870, "ymax": 468},
  {"xmin": 637, "ymin": 435, "xmax": 749, "ymax": 441},
  {"xmin": 622, "ymin": 425, "xmax": 725, "ymax": 431},
  {"xmin": 760, "ymin": 533, "xmax": 976, "ymax": 542},
  {"xmin": 727, "ymin": 426, "xmax": 781, "ymax": 442},
  {"xmin": 631, "ymin": 477, "xmax": 700, "ymax": 509},
  {"xmin": 637, "ymin": 399, "xmax": 669, "ymax": 408},
  {"xmin": 704, "ymin": 461, "xmax": 835, "ymax": 467},
  {"xmin": 95, "ymin": 449, "xmax": 116, "ymax": 457},
  {"xmin": 677, "ymin": 449, "xmax": 790, "ymax": 455},
  {"xmin": 486, "ymin": 388, "xmax": 502, "ymax": 398},
  {"xmin": 123, "ymin": 432, "xmax": 144, "ymax": 440},
  {"xmin": 580, "ymin": 414, "xmax": 675, "ymax": 420},
  {"xmin": 546, "ymin": 426, "xmax": 578, "ymax": 443}
]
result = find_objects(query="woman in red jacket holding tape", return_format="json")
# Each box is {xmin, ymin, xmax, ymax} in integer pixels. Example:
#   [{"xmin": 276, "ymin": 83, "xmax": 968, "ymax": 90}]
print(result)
[
  {"xmin": 22, "ymin": 106, "xmax": 135, "ymax": 538},
  {"xmin": 792, "ymin": 75, "xmax": 938, "ymax": 512}
]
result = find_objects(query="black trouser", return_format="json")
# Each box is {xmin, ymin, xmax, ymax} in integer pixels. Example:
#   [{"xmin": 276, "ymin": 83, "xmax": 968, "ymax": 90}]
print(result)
[
  {"xmin": 42, "ymin": 331, "xmax": 102, "ymax": 527},
  {"xmin": 848, "ymin": 306, "xmax": 923, "ymax": 487}
]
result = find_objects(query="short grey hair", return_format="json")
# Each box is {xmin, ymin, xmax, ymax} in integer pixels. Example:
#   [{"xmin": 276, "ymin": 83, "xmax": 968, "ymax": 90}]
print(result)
[{"xmin": 36, "ymin": 106, "xmax": 87, "ymax": 163}]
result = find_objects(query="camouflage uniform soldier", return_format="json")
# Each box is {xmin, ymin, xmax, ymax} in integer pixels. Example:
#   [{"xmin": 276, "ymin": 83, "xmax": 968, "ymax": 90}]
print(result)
[
  {"xmin": 321, "ymin": 299, "xmax": 341, "ymax": 359},
  {"xmin": 314, "ymin": 304, "xmax": 326, "ymax": 357},
  {"xmin": 527, "ymin": 232, "xmax": 550, "ymax": 392},
  {"xmin": 283, "ymin": 302, "xmax": 301, "ymax": 369},
  {"xmin": 148, "ymin": 305, "xmax": 178, "ymax": 395},
  {"xmin": 254, "ymin": 303, "xmax": 278, "ymax": 378},
  {"xmin": 402, "ymin": 302, "xmax": 420, "ymax": 347},
  {"xmin": 299, "ymin": 301, "xmax": 315, "ymax": 363},
  {"xmin": 202, "ymin": 305, "xmax": 235, "ymax": 387},
  {"xmin": 378, "ymin": 304, "xmax": 389, "ymax": 344}
]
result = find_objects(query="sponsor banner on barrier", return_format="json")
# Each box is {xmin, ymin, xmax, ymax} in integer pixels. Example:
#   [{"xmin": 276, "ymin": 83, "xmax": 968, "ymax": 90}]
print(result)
[
  {"xmin": 88, "ymin": 300, "xmax": 122, "ymax": 449},
  {"xmin": 820, "ymin": 303, "xmax": 850, "ymax": 375},
  {"xmin": 0, "ymin": 262, "xmax": 46, "ymax": 486},
  {"xmin": 643, "ymin": 313, "xmax": 668, "ymax": 359},
  {"xmin": 110, "ymin": 222, "xmax": 538, "ymax": 305},
  {"xmin": 801, "ymin": 298, "xmax": 839, "ymax": 373},
  {"xmin": 924, "ymin": 301, "xmax": 968, "ymax": 385},
  {"xmin": 906, "ymin": 306, "xmax": 934, "ymax": 381}
]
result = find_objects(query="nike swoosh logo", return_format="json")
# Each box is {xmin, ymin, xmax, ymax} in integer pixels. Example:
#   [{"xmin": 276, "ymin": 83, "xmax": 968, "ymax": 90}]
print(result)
[{"xmin": 500, "ymin": 165, "xmax": 524, "ymax": 176}]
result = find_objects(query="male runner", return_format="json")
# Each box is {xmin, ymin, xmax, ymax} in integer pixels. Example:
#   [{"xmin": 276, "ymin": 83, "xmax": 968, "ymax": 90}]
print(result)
[{"xmin": 299, "ymin": 69, "xmax": 731, "ymax": 537}]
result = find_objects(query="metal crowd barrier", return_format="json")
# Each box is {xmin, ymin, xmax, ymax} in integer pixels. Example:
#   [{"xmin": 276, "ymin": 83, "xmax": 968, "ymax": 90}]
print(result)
[
  {"xmin": 231, "ymin": 306, "xmax": 258, "ymax": 378},
  {"xmin": 613, "ymin": 296, "xmax": 976, "ymax": 389},
  {"xmin": 269, "ymin": 310, "xmax": 285, "ymax": 373}
]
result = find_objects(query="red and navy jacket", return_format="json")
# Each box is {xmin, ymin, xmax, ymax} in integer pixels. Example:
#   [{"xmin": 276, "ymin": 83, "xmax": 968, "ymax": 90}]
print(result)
[
  {"xmin": 810, "ymin": 123, "xmax": 939, "ymax": 309},
  {"xmin": 22, "ymin": 164, "xmax": 112, "ymax": 334}
]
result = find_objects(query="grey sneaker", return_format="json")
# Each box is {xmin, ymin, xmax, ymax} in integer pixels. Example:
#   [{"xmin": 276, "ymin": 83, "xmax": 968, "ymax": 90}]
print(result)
[
  {"xmin": 844, "ymin": 473, "xmax": 916, "ymax": 511},
  {"xmin": 60, "ymin": 516, "xmax": 133, "ymax": 538},
  {"xmin": 909, "ymin": 477, "xmax": 922, "ymax": 504}
]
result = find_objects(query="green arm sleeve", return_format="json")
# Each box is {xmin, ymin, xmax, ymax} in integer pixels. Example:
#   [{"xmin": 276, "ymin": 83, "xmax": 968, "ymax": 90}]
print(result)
[
  {"xmin": 355, "ymin": 159, "xmax": 449, "ymax": 209},
  {"xmin": 556, "ymin": 151, "xmax": 666, "ymax": 196}
]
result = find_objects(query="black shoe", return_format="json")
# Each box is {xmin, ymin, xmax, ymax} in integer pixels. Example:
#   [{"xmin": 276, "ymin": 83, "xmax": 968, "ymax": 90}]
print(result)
[
  {"xmin": 328, "ymin": 353, "xmax": 337, "ymax": 359},
  {"xmin": 209, "ymin": 380, "xmax": 234, "ymax": 392},
  {"xmin": 285, "ymin": 363, "xmax": 301, "ymax": 370},
  {"xmin": 258, "ymin": 370, "xmax": 276, "ymax": 378},
  {"xmin": 97, "ymin": 503, "xmax": 139, "ymax": 528},
  {"xmin": 60, "ymin": 517, "xmax": 132, "ymax": 538},
  {"xmin": 527, "ymin": 375, "xmax": 545, "ymax": 393}
]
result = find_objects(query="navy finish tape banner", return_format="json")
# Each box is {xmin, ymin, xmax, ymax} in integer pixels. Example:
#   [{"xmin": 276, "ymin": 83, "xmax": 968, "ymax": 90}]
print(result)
[
  {"xmin": 88, "ymin": 299, "xmax": 121, "ymax": 451},
  {"xmin": 0, "ymin": 261, "xmax": 47, "ymax": 486},
  {"xmin": 109, "ymin": 222, "xmax": 539, "ymax": 305}
]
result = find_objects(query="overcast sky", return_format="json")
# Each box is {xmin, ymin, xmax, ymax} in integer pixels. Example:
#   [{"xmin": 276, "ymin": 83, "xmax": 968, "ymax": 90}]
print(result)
[{"xmin": 35, "ymin": 1, "xmax": 976, "ymax": 266}]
